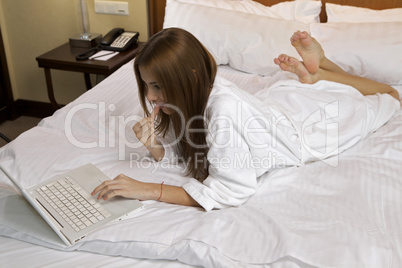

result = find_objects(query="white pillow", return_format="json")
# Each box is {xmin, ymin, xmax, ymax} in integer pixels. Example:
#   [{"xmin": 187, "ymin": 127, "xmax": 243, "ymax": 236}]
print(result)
[
  {"xmin": 268, "ymin": 0, "xmax": 322, "ymax": 24},
  {"xmin": 163, "ymin": 1, "xmax": 309, "ymax": 75},
  {"xmin": 175, "ymin": 0, "xmax": 322, "ymax": 24},
  {"xmin": 326, "ymin": 3, "xmax": 402, "ymax": 23},
  {"xmin": 310, "ymin": 22, "xmax": 402, "ymax": 84}
]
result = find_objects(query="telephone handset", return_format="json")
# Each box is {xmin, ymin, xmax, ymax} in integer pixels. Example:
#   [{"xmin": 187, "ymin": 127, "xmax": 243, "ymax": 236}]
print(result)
[
  {"xmin": 101, "ymin": 28, "xmax": 139, "ymax": 52},
  {"xmin": 75, "ymin": 28, "xmax": 140, "ymax": 60}
]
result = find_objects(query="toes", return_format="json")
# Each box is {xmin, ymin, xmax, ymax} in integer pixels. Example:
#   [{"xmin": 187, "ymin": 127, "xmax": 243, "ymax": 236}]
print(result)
[
  {"xmin": 275, "ymin": 54, "xmax": 299, "ymax": 68},
  {"xmin": 299, "ymin": 31, "xmax": 309, "ymax": 39},
  {"xmin": 285, "ymin": 56, "xmax": 298, "ymax": 67},
  {"xmin": 288, "ymin": 57, "xmax": 297, "ymax": 65},
  {"xmin": 280, "ymin": 54, "xmax": 296, "ymax": 65},
  {"xmin": 291, "ymin": 30, "xmax": 310, "ymax": 45},
  {"xmin": 274, "ymin": 54, "xmax": 286, "ymax": 63},
  {"xmin": 278, "ymin": 54, "xmax": 284, "ymax": 61},
  {"xmin": 290, "ymin": 32, "xmax": 300, "ymax": 44}
]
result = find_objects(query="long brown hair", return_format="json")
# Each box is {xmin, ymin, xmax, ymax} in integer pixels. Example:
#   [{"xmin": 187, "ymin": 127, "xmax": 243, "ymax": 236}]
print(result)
[{"xmin": 134, "ymin": 28, "xmax": 217, "ymax": 181}]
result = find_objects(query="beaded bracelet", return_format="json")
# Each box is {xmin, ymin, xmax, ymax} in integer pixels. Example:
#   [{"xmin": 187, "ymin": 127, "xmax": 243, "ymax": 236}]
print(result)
[{"xmin": 157, "ymin": 181, "xmax": 164, "ymax": 201}]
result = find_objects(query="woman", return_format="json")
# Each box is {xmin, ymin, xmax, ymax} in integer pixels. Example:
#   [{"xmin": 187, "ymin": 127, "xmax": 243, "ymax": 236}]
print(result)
[{"xmin": 92, "ymin": 28, "xmax": 399, "ymax": 211}]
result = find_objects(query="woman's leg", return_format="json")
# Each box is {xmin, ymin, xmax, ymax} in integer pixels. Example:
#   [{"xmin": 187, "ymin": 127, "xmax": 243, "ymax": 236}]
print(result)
[
  {"xmin": 274, "ymin": 31, "xmax": 400, "ymax": 100},
  {"xmin": 318, "ymin": 68, "xmax": 399, "ymax": 99}
]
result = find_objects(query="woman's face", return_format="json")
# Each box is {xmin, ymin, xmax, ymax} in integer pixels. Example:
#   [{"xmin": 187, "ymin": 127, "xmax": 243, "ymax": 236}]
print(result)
[{"xmin": 139, "ymin": 65, "xmax": 172, "ymax": 114}]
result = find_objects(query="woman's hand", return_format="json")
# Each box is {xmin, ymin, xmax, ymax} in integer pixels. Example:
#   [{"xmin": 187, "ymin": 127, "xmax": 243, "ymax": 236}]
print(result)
[
  {"xmin": 91, "ymin": 174, "xmax": 158, "ymax": 201},
  {"xmin": 133, "ymin": 106, "xmax": 165, "ymax": 161}
]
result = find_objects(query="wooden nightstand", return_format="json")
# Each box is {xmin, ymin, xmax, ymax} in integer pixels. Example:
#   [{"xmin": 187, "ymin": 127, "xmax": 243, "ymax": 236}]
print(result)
[{"xmin": 36, "ymin": 42, "xmax": 143, "ymax": 109}]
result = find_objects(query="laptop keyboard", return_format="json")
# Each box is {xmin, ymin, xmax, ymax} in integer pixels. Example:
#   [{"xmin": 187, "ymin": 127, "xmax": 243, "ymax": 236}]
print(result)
[{"xmin": 36, "ymin": 176, "xmax": 112, "ymax": 232}]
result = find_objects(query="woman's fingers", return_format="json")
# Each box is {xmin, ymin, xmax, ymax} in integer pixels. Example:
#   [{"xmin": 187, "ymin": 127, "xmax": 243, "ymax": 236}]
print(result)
[
  {"xmin": 133, "ymin": 121, "xmax": 151, "ymax": 144},
  {"xmin": 91, "ymin": 174, "xmax": 149, "ymax": 201},
  {"xmin": 91, "ymin": 180, "xmax": 115, "ymax": 200},
  {"xmin": 91, "ymin": 175, "xmax": 131, "ymax": 200},
  {"xmin": 133, "ymin": 106, "xmax": 160, "ymax": 147},
  {"xmin": 148, "ymin": 106, "xmax": 160, "ymax": 146},
  {"xmin": 151, "ymin": 105, "xmax": 160, "ymax": 125},
  {"xmin": 98, "ymin": 187, "xmax": 125, "ymax": 201}
]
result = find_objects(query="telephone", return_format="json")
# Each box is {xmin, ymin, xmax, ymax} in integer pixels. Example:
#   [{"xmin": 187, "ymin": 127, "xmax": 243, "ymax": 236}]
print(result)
[
  {"xmin": 101, "ymin": 28, "xmax": 139, "ymax": 52},
  {"xmin": 75, "ymin": 28, "xmax": 139, "ymax": 60}
]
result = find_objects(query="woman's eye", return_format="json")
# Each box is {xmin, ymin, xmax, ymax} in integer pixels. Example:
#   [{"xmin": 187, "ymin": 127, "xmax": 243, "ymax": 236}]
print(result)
[{"xmin": 153, "ymin": 84, "xmax": 160, "ymax": 90}]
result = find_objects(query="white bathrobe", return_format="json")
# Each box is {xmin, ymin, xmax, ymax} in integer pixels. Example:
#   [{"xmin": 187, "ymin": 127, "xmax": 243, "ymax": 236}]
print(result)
[{"xmin": 162, "ymin": 76, "xmax": 400, "ymax": 211}]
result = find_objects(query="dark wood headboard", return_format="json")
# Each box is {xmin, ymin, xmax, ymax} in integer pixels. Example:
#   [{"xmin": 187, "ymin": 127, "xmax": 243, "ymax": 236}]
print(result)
[
  {"xmin": 148, "ymin": 0, "xmax": 402, "ymax": 36},
  {"xmin": 147, "ymin": 0, "xmax": 167, "ymax": 37}
]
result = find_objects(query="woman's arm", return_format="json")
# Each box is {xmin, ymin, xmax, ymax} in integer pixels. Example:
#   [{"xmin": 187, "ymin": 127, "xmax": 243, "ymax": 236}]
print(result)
[{"xmin": 91, "ymin": 174, "xmax": 200, "ymax": 207}]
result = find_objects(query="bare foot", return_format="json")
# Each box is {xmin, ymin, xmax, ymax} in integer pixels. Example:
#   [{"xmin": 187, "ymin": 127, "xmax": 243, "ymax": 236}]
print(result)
[
  {"xmin": 290, "ymin": 31, "xmax": 324, "ymax": 74},
  {"xmin": 274, "ymin": 54, "xmax": 317, "ymax": 84}
]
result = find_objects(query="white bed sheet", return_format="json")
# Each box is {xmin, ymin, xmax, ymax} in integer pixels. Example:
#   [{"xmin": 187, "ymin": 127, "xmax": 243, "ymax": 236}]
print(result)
[
  {"xmin": 0, "ymin": 236, "xmax": 194, "ymax": 268},
  {"xmin": 0, "ymin": 61, "xmax": 401, "ymax": 268}
]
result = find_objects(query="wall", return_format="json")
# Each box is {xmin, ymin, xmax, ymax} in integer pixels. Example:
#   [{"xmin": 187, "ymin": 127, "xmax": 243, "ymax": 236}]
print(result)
[{"xmin": 0, "ymin": 0, "xmax": 148, "ymax": 106}]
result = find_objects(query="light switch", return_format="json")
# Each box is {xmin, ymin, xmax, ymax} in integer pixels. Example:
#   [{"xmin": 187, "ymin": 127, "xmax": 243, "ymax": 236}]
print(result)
[{"xmin": 94, "ymin": 1, "xmax": 129, "ymax": 15}]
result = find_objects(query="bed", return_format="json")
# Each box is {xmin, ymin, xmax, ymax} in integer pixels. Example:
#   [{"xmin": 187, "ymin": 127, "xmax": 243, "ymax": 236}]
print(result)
[{"xmin": 1, "ymin": 0, "xmax": 402, "ymax": 267}]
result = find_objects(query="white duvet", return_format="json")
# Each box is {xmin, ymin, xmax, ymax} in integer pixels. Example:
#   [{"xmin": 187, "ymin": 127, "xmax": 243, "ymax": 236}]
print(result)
[{"xmin": 0, "ymin": 62, "xmax": 401, "ymax": 268}]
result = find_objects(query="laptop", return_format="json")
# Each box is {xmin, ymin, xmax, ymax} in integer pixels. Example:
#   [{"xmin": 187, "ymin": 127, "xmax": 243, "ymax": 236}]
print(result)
[{"xmin": 0, "ymin": 163, "xmax": 143, "ymax": 246}]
